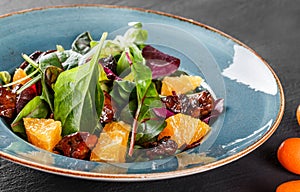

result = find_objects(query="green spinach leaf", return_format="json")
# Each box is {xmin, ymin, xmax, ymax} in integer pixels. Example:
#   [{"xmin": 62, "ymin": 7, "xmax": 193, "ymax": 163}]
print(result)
[
  {"xmin": 39, "ymin": 50, "xmax": 82, "ymax": 71},
  {"xmin": 95, "ymin": 82, "xmax": 105, "ymax": 118},
  {"xmin": 39, "ymin": 52, "xmax": 63, "ymax": 72},
  {"xmin": 57, "ymin": 50, "xmax": 82, "ymax": 70},
  {"xmin": 40, "ymin": 66, "xmax": 63, "ymax": 112},
  {"xmin": 136, "ymin": 116, "xmax": 166, "ymax": 144},
  {"xmin": 53, "ymin": 32, "xmax": 107, "ymax": 136},
  {"xmin": 110, "ymin": 80, "xmax": 136, "ymax": 109},
  {"xmin": 72, "ymin": 31, "xmax": 93, "ymax": 54}
]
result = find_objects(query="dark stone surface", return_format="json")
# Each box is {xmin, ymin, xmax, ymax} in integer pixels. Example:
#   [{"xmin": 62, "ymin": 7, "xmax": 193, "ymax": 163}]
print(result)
[{"xmin": 0, "ymin": 1, "xmax": 299, "ymax": 191}]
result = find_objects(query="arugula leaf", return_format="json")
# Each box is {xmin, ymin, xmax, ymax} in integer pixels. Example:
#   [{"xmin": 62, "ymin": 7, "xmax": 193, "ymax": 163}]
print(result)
[
  {"xmin": 11, "ymin": 96, "xmax": 50, "ymax": 138},
  {"xmin": 53, "ymin": 32, "xmax": 107, "ymax": 136}
]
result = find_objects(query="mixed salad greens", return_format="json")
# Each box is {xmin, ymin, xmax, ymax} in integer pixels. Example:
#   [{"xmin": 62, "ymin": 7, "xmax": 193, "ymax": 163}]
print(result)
[{"xmin": 0, "ymin": 22, "xmax": 223, "ymax": 163}]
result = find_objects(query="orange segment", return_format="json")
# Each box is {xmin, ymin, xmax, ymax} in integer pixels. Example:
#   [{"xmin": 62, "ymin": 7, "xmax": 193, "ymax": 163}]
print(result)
[
  {"xmin": 158, "ymin": 113, "xmax": 210, "ymax": 148},
  {"xmin": 12, "ymin": 68, "xmax": 31, "ymax": 88},
  {"xmin": 23, "ymin": 118, "xmax": 62, "ymax": 152},
  {"xmin": 191, "ymin": 120, "xmax": 211, "ymax": 144},
  {"xmin": 161, "ymin": 75, "xmax": 203, "ymax": 96},
  {"xmin": 90, "ymin": 121, "xmax": 131, "ymax": 163}
]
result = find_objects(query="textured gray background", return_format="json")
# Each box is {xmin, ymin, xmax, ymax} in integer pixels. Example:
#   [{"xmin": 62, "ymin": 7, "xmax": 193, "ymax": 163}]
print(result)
[{"xmin": 0, "ymin": 1, "xmax": 300, "ymax": 192}]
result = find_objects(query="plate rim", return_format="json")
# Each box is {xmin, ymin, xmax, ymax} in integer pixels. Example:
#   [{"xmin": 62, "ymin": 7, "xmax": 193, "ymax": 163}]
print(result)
[{"xmin": 0, "ymin": 4, "xmax": 285, "ymax": 181}]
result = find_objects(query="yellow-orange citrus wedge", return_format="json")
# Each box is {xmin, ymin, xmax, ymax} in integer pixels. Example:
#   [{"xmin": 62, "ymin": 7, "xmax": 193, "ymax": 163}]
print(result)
[
  {"xmin": 160, "ymin": 75, "xmax": 203, "ymax": 96},
  {"xmin": 12, "ymin": 68, "xmax": 31, "ymax": 88},
  {"xmin": 23, "ymin": 118, "xmax": 62, "ymax": 152},
  {"xmin": 90, "ymin": 121, "xmax": 131, "ymax": 163},
  {"xmin": 158, "ymin": 113, "xmax": 210, "ymax": 148}
]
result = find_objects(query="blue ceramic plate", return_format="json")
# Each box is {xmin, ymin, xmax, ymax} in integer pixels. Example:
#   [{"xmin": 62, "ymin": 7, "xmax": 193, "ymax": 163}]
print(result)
[{"xmin": 0, "ymin": 5, "xmax": 284, "ymax": 181}]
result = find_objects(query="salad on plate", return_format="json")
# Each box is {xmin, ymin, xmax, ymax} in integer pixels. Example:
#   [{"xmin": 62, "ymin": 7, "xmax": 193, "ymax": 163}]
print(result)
[{"xmin": 0, "ymin": 22, "xmax": 223, "ymax": 163}]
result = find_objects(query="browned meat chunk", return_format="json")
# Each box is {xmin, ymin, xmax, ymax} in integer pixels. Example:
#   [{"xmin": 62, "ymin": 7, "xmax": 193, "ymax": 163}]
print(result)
[
  {"xmin": 0, "ymin": 87, "xmax": 17, "ymax": 120},
  {"xmin": 143, "ymin": 136, "xmax": 178, "ymax": 160},
  {"xmin": 161, "ymin": 90, "xmax": 214, "ymax": 120},
  {"xmin": 100, "ymin": 91, "xmax": 115, "ymax": 124},
  {"xmin": 53, "ymin": 132, "xmax": 98, "ymax": 160}
]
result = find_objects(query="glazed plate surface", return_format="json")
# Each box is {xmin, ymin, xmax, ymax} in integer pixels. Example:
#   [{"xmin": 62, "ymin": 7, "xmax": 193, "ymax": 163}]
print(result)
[{"xmin": 0, "ymin": 5, "xmax": 284, "ymax": 181}]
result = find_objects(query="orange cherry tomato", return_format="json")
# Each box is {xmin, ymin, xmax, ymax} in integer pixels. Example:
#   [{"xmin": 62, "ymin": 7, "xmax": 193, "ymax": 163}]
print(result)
[
  {"xmin": 276, "ymin": 180, "xmax": 300, "ymax": 192},
  {"xmin": 277, "ymin": 138, "xmax": 300, "ymax": 175}
]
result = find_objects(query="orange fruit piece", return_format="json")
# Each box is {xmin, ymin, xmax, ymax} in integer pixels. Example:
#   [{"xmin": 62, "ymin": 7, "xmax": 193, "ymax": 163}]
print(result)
[
  {"xmin": 23, "ymin": 118, "xmax": 62, "ymax": 152},
  {"xmin": 297, "ymin": 105, "xmax": 300, "ymax": 126},
  {"xmin": 12, "ymin": 68, "xmax": 31, "ymax": 88},
  {"xmin": 276, "ymin": 180, "xmax": 300, "ymax": 192},
  {"xmin": 158, "ymin": 113, "xmax": 211, "ymax": 148},
  {"xmin": 277, "ymin": 138, "xmax": 300, "ymax": 175},
  {"xmin": 90, "ymin": 121, "xmax": 131, "ymax": 163},
  {"xmin": 160, "ymin": 75, "xmax": 203, "ymax": 96}
]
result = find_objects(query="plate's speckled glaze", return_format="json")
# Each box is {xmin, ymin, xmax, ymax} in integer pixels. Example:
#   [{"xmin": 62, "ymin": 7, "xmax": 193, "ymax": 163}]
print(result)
[{"xmin": 0, "ymin": 5, "xmax": 284, "ymax": 181}]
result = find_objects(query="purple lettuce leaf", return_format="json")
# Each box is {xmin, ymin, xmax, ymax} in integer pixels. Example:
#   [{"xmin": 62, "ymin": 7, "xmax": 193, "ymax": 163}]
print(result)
[
  {"xmin": 142, "ymin": 45, "xmax": 180, "ymax": 79},
  {"xmin": 153, "ymin": 107, "xmax": 175, "ymax": 119},
  {"xmin": 99, "ymin": 56, "xmax": 121, "ymax": 81},
  {"xmin": 102, "ymin": 66, "xmax": 122, "ymax": 81}
]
